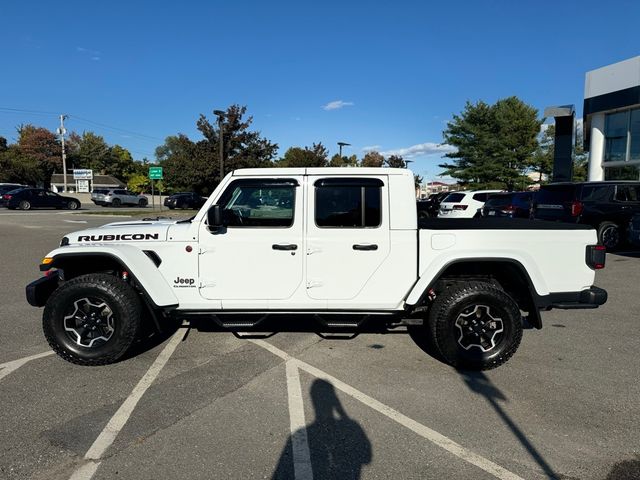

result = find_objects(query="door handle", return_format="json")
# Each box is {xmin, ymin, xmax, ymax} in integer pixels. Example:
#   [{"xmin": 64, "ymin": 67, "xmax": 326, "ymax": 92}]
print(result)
[
  {"xmin": 353, "ymin": 244, "xmax": 378, "ymax": 251},
  {"xmin": 272, "ymin": 243, "xmax": 298, "ymax": 251}
]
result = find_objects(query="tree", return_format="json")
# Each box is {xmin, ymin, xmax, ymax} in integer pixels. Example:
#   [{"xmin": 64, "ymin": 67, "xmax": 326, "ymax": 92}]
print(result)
[
  {"xmin": 278, "ymin": 143, "xmax": 329, "ymax": 167},
  {"xmin": 385, "ymin": 155, "xmax": 406, "ymax": 168},
  {"xmin": 0, "ymin": 136, "xmax": 7, "ymax": 152},
  {"xmin": 361, "ymin": 151, "xmax": 384, "ymax": 167},
  {"xmin": 414, "ymin": 173, "xmax": 423, "ymax": 190},
  {"xmin": 16, "ymin": 125, "xmax": 61, "ymax": 187},
  {"xmin": 440, "ymin": 97, "xmax": 540, "ymax": 190},
  {"xmin": 530, "ymin": 125, "xmax": 555, "ymax": 182},
  {"xmin": 328, "ymin": 153, "xmax": 358, "ymax": 167},
  {"xmin": 67, "ymin": 132, "xmax": 111, "ymax": 173},
  {"xmin": 109, "ymin": 145, "xmax": 136, "ymax": 180},
  {"xmin": 156, "ymin": 134, "xmax": 208, "ymax": 193}
]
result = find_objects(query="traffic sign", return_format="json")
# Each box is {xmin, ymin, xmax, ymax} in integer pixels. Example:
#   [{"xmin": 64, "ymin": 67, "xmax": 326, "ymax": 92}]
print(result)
[{"xmin": 149, "ymin": 166, "xmax": 163, "ymax": 180}]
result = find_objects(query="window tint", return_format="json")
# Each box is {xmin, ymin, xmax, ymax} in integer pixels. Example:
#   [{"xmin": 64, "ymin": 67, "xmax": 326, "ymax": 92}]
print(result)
[
  {"xmin": 218, "ymin": 179, "xmax": 296, "ymax": 227},
  {"xmin": 315, "ymin": 184, "xmax": 381, "ymax": 228},
  {"xmin": 472, "ymin": 193, "xmax": 489, "ymax": 202},
  {"xmin": 114, "ymin": 189, "xmax": 126, "ymax": 195},
  {"xmin": 536, "ymin": 185, "xmax": 576, "ymax": 204},
  {"xmin": 442, "ymin": 193, "xmax": 465, "ymax": 203},
  {"xmin": 615, "ymin": 185, "xmax": 640, "ymax": 202},
  {"xmin": 605, "ymin": 111, "xmax": 628, "ymax": 162},
  {"xmin": 581, "ymin": 185, "xmax": 612, "ymax": 202},
  {"xmin": 485, "ymin": 194, "xmax": 513, "ymax": 208}
]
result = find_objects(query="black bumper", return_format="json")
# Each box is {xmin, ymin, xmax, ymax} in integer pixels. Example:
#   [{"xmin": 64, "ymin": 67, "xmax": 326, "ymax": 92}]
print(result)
[
  {"xmin": 26, "ymin": 271, "xmax": 60, "ymax": 307},
  {"xmin": 535, "ymin": 286, "xmax": 608, "ymax": 310}
]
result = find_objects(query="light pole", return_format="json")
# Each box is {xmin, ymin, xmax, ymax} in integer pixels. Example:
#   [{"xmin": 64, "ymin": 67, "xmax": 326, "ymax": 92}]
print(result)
[
  {"xmin": 405, "ymin": 159, "xmax": 414, "ymax": 169},
  {"xmin": 57, "ymin": 115, "xmax": 68, "ymax": 192},
  {"xmin": 337, "ymin": 141, "xmax": 350, "ymax": 159},
  {"xmin": 213, "ymin": 110, "xmax": 225, "ymax": 179}
]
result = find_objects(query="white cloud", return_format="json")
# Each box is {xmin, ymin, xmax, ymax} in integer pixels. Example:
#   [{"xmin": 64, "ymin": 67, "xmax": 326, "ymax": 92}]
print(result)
[
  {"xmin": 362, "ymin": 145, "xmax": 381, "ymax": 152},
  {"xmin": 322, "ymin": 100, "xmax": 354, "ymax": 111},
  {"xmin": 380, "ymin": 142, "xmax": 455, "ymax": 159},
  {"xmin": 91, "ymin": 56, "xmax": 101, "ymax": 61},
  {"xmin": 76, "ymin": 46, "xmax": 101, "ymax": 60}
]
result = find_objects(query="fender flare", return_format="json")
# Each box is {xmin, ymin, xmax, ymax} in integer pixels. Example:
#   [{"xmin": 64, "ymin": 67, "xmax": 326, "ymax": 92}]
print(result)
[{"xmin": 40, "ymin": 245, "xmax": 179, "ymax": 308}]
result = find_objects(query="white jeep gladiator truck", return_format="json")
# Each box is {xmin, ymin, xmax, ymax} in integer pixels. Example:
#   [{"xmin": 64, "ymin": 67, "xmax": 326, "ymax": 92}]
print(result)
[{"xmin": 26, "ymin": 168, "xmax": 608, "ymax": 370}]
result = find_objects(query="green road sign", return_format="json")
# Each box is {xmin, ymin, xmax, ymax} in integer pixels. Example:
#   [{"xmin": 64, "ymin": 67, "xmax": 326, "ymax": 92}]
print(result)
[{"xmin": 149, "ymin": 166, "xmax": 163, "ymax": 180}]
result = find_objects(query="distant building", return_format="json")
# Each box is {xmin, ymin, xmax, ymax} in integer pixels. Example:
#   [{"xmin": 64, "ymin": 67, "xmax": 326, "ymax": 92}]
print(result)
[
  {"xmin": 584, "ymin": 56, "xmax": 640, "ymax": 181},
  {"xmin": 50, "ymin": 174, "xmax": 124, "ymax": 193},
  {"xmin": 418, "ymin": 181, "xmax": 457, "ymax": 198}
]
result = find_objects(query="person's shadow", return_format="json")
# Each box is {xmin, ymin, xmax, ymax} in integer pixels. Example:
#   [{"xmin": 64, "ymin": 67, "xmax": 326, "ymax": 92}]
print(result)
[{"xmin": 272, "ymin": 379, "xmax": 372, "ymax": 479}]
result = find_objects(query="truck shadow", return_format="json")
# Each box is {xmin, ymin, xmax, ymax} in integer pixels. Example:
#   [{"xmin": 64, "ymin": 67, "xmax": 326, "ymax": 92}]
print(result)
[
  {"xmin": 459, "ymin": 371, "xmax": 560, "ymax": 479},
  {"xmin": 272, "ymin": 379, "xmax": 372, "ymax": 480},
  {"xmin": 605, "ymin": 456, "xmax": 640, "ymax": 479}
]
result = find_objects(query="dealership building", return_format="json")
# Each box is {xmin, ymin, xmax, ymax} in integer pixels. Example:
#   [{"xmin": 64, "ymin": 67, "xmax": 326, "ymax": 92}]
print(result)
[{"xmin": 585, "ymin": 56, "xmax": 640, "ymax": 181}]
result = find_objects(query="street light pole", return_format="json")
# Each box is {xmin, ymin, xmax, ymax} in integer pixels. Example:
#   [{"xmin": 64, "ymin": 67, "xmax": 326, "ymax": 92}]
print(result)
[
  {"xmin": 213, "ymin": 110, "xmax": 225, "ymax": 180},
  {"xmin": 337, "ymin": 141, "xmax": 351, "ymax": 159}
]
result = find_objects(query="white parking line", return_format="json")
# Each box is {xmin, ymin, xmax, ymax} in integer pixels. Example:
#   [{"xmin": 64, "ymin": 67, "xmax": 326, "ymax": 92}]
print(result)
[
  {"xmin": 251, "ymin": 340, "xmax": 523, "ymax": 480},
  {"xmin": 285, "ymin": 360, "xmax": 314, "ymax": 480},
  {"xmin": 68, "ymin": 329, "xmax": 184, "ymax": 480},
  {"xmin": 0, "ymin": 350, "xmax": 54, "ymax": 381}
]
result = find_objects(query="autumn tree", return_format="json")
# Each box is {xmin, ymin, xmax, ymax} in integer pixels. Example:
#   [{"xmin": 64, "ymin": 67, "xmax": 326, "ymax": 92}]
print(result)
[
  {"xmin": 385, "ymin": 155, "xmax": 406, "ymax": 168},
  {"xmin": 328, "ymin": 153, "xmax": 358, "ymax": 167},
  {"xmin": 16, "ymin": 125, "xmax": 61, "ymax": 187},
  {"xmin": 361, "ymin": 151, "xmax": 384, "ymax": 167},
  {"xmin": 277, "ymin": 143, "xmax": 329, "ymax": 167}
]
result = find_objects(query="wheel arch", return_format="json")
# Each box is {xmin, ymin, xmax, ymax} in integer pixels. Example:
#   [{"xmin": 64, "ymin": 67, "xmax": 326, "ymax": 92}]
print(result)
[
  {"xmin": 40, "ymin": 247, "xmax": 178, "ymax": 309},
  {"xmin": 407, "ymin": 258, "xmax": 542, "ymax": 329}
]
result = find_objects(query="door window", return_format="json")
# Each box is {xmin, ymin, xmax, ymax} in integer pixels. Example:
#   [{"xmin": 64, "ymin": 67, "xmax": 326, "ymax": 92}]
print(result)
[
  {"xmin": 314, "ymin": 178, "xmax": 382, "ymax": 228},
  {"xmin": 218, "ymin": 179, "xmax": 296, "ymax": 227},
  {"xmin": 615, "ymin": 185, "xmax": 640, "ymax": 202}
]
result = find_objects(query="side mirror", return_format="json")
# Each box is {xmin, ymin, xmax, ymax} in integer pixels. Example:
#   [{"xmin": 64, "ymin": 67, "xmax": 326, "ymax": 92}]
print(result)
[{"xmin": 207, "ymin": 204, "xmax": 224, "ymax": 230}]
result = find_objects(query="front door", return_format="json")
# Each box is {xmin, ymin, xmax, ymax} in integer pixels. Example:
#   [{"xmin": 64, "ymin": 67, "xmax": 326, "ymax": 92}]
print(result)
[
  {"xmin": 198, "ymin": 177, "xmax": 304, "ymax": 308},
  {"xmin": 305, "ymin": 176, "xmax": 390, "ymax": 304}
]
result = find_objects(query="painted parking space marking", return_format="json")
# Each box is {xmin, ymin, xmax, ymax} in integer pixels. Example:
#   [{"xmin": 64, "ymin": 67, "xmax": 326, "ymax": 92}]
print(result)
[
  {"xmin": 0, "ymin": 350, "xmax": 54, "ymax": 381},
  {"xmin": 286, "ymin": 360, "xmax": 314, "ymax": 480},
  {"xmin": 68, "ymin": 329, "xmax": 184, "ymax": 480},
  {"xmin": 251, "ymin": 340, "xmax": 523, "ymax": 480}
]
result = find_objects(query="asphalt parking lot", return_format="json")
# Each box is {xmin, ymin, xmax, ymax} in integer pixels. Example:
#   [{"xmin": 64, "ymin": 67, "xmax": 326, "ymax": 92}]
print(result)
[{"xmin": 1, "ymin": 212, "xmax": 639, "ymax": 480}]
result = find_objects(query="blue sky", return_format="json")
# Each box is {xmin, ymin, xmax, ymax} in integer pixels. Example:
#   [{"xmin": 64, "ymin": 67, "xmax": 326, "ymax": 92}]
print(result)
[{"xmin": 1, "ymin": 0, "xmax": 639, "ymax": 181}]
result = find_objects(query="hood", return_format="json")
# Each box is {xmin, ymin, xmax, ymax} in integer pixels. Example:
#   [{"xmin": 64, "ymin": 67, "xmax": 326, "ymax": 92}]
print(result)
[{"xmin": 64, "ymin": 219, "xmax": 177, "ymax": 245}]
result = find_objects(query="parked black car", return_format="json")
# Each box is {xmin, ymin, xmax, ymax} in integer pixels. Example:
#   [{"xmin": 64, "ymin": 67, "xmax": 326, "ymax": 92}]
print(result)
[
  {"xmin": 164, "ymin": 192, "xmax": 206, "ymax": 210},
  {"xmin": 417, "ymin": 192, "xmax": 451, "ymax": 218},
  {"xmin": 629, "ymin": 213, "xmax": 640, "ymax": 247},
  {"xmin": 532, "ymin": 181, "xmax": 640, "ymax": 249},
  {"xmin": 0, "ymin": 188, "xmax": 81, "ymax": 210},
  {"xmin": 482, "ymin": 192, "xmax": 534, "ymax": 218}
]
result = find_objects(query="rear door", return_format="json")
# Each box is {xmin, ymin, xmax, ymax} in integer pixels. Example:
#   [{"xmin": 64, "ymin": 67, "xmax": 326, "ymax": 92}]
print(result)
[
  {"xmin": 306, "ymin": 176, "xmax": 390, "ymax": 304},
  {"xmin": 534, "ymin": 185, "xmax": 577, "ymax": 221}
]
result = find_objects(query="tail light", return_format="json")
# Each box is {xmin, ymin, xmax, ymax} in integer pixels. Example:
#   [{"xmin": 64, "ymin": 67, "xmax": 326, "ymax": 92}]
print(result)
[
  {"xmin": 452, "ymin": 205, "xmax": 468, "ymax": 210},
  {"xmin": 586, "ymin": 245, "xmax": 606, "ymax": 270},
  {"xmin": 501, "ymin": 205, "xmax": 516, "ymax": 214},
  {"xmin": 571, "ymin": 201, "xmax": 583, "ymax": 217},
  {"xmin": 2, "ymin": 194, "xmax": 11, "ymax": 200}
]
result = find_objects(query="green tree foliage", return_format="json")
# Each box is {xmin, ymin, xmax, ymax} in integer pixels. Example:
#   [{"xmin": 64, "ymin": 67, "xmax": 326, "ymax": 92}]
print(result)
[
  {"xmin": 277, "ymin": 143, "xmax": 329, "ymax": 167},
  {"xmin": 127, "ymin": 173, "xmax": 150, "ymax": 193},
  {"xmin": 361, "ymin": 151, "xmax": 384, "ymax": 167},
  {"xmin": 384, "ymin": 155, "xmax": 406, "ymax": 168},
  {"xmin": 328, "ymin": 153, "xmax": 358, "ymax": 167},
  {"xmin": 440, "ymin": 97, "xmax": 541, "ymax": 190},
  {"xmin": 66, "ymin": 132, "xmax": 136, "ymax": 180},
  {"xmin": 159, "ymin": 105, "xmax": 278, "ymax": 194},
  {"xmin": 530, "ymin": 125, "xmax": 555, "ymax": 182},
  {"xmin": 414, "ymin": 173, "xmax": 423, "ymax": 190},
  {"xmin": 14, "ymin": 125, "xmax": 61, "ymax": 187}
]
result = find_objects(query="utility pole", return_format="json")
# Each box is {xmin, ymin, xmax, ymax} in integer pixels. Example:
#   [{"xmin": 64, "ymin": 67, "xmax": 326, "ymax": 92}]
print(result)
[
  {"xmin": 213, "ymin": 110, "xmax": 225, "ymax": 179},
  {"xmin": 57, "ymin": 115, "xmax": 68, "ymax": 192}
]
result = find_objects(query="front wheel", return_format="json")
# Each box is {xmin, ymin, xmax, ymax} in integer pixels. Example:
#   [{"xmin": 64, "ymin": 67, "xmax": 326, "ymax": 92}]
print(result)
[
  {"xmin": 43, "ymin": 273, "xmax": 142, "ymax": 366},
  {"xmin": 111, "ymin": 198, "xmax": 121, "ymax": 207},
  {"xmin": 427, "ymin": 281, "xmax": 523, "ymax": 370},
  {"xmin": 138, "ymin": 199, "xmax": 148, "ymax": 207},
  {"xmin": 67, "ymin": 200, "xmax": 80, "ymax": 210}
]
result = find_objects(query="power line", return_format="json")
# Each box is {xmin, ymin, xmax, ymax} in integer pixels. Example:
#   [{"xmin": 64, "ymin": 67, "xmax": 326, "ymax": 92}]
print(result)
[{"xmin": 0, "ymin": 107, "xmax": 164, "ymax": 142}]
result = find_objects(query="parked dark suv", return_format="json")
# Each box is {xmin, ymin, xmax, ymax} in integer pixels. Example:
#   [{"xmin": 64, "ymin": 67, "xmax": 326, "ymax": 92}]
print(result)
[
  {"xmin": 164, "ymin": 192, "xmax": 206, "ymax": 210},
  {"xmin": 482, "ymin": 192, "xmax": 534, "ymax": 218},
  {"xmin": 532, "ymin": 181, "xmax": 640, "ymax": 249}
]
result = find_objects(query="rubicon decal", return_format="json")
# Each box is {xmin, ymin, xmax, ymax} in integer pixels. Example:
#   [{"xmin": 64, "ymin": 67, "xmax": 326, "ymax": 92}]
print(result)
[
  {"xmin": 173, "ymin": 277, "xmax": 196, "ymax": 288},
  {"xmin": 77, "ymin": 233, "xmax": 160, "ymax": 241}
]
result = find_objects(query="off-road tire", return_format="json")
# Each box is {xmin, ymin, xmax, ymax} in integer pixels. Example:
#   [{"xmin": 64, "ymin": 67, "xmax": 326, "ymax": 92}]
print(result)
[
  {"xmin": 598, "ymin": 221, "xmax": 621, "ymax": 251},
  {"xmin": 19, "ymin": 200, "xmax": 31, "ymax": 210},
  {"xmin": 43, "ymin": 273, "xmax": 142, "ymax": 366},
  {"xmin": 427, "ymin": 281, "xmax": 523, "ymax": 370}
]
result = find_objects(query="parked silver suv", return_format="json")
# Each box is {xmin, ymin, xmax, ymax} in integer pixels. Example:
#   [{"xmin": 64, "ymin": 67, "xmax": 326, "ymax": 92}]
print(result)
[{"xmin": 95, "ymin": 189, "xmax": 148, "ymax": 207}]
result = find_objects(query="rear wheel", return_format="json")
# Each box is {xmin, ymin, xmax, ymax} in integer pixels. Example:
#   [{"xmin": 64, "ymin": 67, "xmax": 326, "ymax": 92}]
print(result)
[
  {"xmin": 19, "ymin": 200, "xmax": 31, "ymax": 210},
  {"xmin": 66, "ymin": 200, "xmax": 80, "ymax": 210},
  {"xmin": 598, "ymin": 221, "xmax": 621, "ymax": 250},
  {"xmin": 427, "ymin": 281, "xmax": 523, "ymax": 370},
  {"xmin": 43, "ymin": 273, "xmax": 142, "ymax": 366},
  {"xmin": 138, "ymin": 198, "xmax": 148, "ymax": 207}
]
